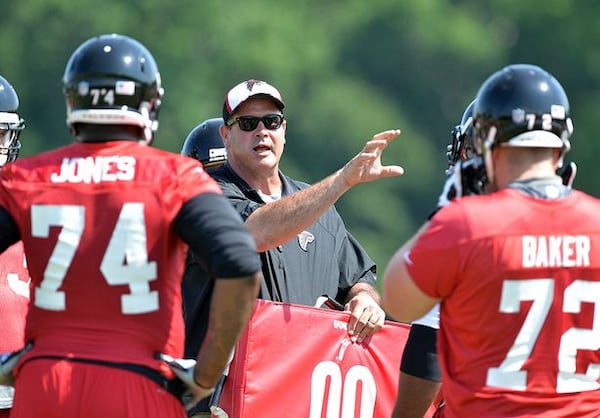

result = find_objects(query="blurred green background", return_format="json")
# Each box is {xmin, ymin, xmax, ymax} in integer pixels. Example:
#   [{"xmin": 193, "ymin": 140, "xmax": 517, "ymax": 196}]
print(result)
[{"xmin": 2, "ymin": 0, "xmax": 598, "ymax": 282}]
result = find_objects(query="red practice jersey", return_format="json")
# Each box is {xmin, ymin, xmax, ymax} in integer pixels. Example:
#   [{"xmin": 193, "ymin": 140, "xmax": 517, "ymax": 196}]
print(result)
[
  {"xmin": 0, "ymin": 141, "xmax": 221, "ymax": 374},
  {"xmin": 406, "ymin": 189, "xmax": 600, "ymax": 418},
  {"xmin": 0, "ymin": 242, "xmax": 29, "ymax": 353}
]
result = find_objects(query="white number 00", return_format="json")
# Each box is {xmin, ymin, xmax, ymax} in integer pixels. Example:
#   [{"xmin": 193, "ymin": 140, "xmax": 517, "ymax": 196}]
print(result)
[
  {"xmin": 310, "ymin": 361, "xmax": 376, "ymax": 417},
  {"xmin": 31, "ymin": 204, "xmax": 158, "ymax": 314},
  {"xmin": 487, "ymin": 279, "xmax": 600, "ymax": 393}
]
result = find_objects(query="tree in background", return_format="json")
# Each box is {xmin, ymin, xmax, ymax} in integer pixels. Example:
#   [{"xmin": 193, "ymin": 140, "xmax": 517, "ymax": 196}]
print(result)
[{"xmin": 1, "ymin": 0, "xmax": 598, "ymax": 276}]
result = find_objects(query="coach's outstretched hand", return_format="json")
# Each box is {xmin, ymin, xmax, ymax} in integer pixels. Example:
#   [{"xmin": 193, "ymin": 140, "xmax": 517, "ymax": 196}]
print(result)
[{"xmin": 339, "ymin": 129, "xmax": 405, "ymax": 188}]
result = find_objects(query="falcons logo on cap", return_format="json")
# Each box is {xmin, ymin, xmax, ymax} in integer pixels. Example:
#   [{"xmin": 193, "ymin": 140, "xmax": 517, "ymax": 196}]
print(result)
[
  {"xmin": 298, "ymin": 230, "xmax": 315, "ymax": 252},
  {"xmin": 246, "ymin": 79, "xmax": 263, "ymax": 91}
]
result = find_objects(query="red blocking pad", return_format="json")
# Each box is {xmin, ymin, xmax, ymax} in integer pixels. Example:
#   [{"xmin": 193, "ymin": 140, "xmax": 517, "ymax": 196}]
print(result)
[{"xmin": 218, "ymin": 299, "xmax": 437, "ymax": 418}]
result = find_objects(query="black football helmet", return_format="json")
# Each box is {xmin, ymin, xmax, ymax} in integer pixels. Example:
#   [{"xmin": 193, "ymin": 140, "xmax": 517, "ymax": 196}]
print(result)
[
  {"xmin": 447, "ymin": 99, "xmax": 476, "ymax": 171},
  {"xmin": 62, "ymin": 33, "xmax": 163, "ymax": 144},
  {"xmin": 473, "ymin": 64, "xmax": 573, "ymax": 153},
  {"xmin": 181, "ymin": 118, "xmax": 227, "ymax": 169},
  {"xmin": 473, "ymin": 64, "xmax": 573, "ymax": 185},
  {"xmin": 0, "ymin": 75, "xmax": 25, "ymax": 166}
]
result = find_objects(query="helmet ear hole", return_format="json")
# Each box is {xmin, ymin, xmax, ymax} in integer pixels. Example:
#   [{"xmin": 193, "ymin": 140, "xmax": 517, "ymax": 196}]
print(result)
[{"xmin": 62, "ymin": 34, "xmax": 163, "ymax": 143}]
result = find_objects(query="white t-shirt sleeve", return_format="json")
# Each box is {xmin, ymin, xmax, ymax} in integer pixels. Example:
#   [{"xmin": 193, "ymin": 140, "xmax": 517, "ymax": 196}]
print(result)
[{"xmin": 411, "ymin": 303, "xmax": 440, "ymax": 329}]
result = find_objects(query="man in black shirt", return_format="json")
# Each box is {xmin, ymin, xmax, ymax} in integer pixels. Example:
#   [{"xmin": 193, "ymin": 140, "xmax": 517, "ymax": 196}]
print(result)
[{"xmin": 182, "ymin": 79, "xmax": 404, "ymax": 416}]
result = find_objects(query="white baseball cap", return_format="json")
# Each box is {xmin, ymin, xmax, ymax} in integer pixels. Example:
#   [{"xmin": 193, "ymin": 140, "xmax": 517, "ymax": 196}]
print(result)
[{"xmin": 222, "ymin": 79, "xmax": 285, "ymax": 122}]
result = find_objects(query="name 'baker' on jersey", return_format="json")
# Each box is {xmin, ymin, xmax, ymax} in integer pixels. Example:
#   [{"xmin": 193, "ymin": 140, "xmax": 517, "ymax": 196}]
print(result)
[{"xmin": 521, "ymin": 234, "xmax": 590, "ymax": 268}]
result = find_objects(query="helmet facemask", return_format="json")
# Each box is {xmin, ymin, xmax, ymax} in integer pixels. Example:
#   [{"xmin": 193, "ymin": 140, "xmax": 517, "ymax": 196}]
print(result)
[
  {"xmin": 447, "ymin": 114, "xmax": 477, "ymax": 174},
  {"xmin": 0, "ymin": 111, "xmax": 24, "ymax": 167}
]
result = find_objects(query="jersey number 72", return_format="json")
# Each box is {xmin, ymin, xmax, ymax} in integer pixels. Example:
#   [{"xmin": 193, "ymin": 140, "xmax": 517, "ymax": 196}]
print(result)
[{"xmin": 487, "ymin": 278, "xmax": 600, "ymax": 393}]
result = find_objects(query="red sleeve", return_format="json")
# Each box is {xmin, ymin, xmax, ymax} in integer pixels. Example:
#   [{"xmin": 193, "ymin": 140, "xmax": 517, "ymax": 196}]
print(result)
[
  {"xmin": 405, "ymin": 202, "xmax": 471, "ymax": 299},
  {"xmin": 173, "ymin": 156, "xmax": 222, "ymax": 201}
]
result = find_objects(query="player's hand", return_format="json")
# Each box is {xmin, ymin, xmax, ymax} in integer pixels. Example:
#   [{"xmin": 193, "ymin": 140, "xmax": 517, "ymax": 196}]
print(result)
[
  {"xmin": 0, "ymin": 342, "xmax": 33, "ymax": 386},
  {"xmin": 557, "ymin": 161, "xmax": 577, "ymax": 189},
  {"xmin": 159, "ymin": 354, "xmax": 214, "ymax": 411},
  {"xmin": 430, "ymin": 156, "xmax": 485, "ymax": 219}
]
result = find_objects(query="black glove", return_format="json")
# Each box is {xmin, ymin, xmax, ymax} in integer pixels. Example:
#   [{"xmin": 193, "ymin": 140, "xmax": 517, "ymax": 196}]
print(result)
[
  {"xmin": 429, "ymin": 157, "xmax": 486, "ymax": 219},
  {"xmin": 557, "ymin": 161, "xmax": 577, "ymax": 189}
]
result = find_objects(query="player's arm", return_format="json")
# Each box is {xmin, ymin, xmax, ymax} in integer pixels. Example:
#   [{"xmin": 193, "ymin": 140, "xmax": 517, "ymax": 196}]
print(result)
[
  {"xmin": 393, "ymin": 372, "xmax": 441, "ymax": 418},
  {"xmin": 402, "ymin": 306, "xmax": 440, "ymax": 385},
  {"xmin": 382, "ymin": 222, "xmax": 440, "ymax": 323},
  {"xmin": 384, "ymin": 262, "xmax": 442, "ymax": 417},
  {"xmin": 393, "ymin": 322, "xmax": 441, "ymax": 418},
  {"xmin": 174, "ymin": 193, "xmax": 261, "ymax": 389},
  {"xmin": 0, "ymin": 206, "xmax": 20, "ymax": 253}
]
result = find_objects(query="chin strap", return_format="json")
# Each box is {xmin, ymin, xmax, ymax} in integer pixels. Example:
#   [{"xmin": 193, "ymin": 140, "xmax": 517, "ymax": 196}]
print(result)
[
  {"xmin": 481, "ymin": 126, "xmax": 497, "ymax": 188},
  {"xmin": 557, "ymin": 161, "xmax": 577, "ymax": 189}
]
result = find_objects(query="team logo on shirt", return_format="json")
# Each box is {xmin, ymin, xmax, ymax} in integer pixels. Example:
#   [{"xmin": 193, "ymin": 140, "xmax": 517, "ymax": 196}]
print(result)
[{"xmin": 298, "ymin": 230, "xmax": 314, "ymax": 252}]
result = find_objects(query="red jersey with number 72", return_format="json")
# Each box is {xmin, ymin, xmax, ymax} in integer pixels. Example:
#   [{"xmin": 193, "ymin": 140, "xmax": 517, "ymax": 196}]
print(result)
[
  {"xmin": 0, "ymin": 140, "xmax": 221, "ymax": 372},
  {"xmin": 406, "ymin": 188, "xmax": 600, "ymax": 418}
]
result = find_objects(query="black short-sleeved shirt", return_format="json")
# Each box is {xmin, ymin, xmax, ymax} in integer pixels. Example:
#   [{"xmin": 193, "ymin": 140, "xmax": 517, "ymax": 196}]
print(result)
[{"xmin": 182, "ymin": 163, "xmax": 377, "ymax": 356}]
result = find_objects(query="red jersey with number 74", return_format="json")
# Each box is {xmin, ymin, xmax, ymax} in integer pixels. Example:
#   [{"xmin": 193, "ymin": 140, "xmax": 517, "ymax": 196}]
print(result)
[
  {"xmin": 0, "ymin": 140, "xmax": 221, "ymax": 371},
  {"xmin": 406, "ymin": 188, "xmax": 600, "ymax": 418}
]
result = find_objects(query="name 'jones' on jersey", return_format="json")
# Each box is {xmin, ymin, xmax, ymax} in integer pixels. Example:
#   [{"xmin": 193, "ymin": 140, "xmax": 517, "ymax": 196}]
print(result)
[
  {"xmin": 50, "ymin": 156, "xmax": 135, "ymax": 184},
  {"xmin": 522, "ymin": 235, "xmax": 590, "ymax": 268}
]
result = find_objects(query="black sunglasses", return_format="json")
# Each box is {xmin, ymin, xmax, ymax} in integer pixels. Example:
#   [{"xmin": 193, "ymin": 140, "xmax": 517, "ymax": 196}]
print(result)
[{"xmin": 227, "ymin": 114, "xmax": 284, "ymax": 132}]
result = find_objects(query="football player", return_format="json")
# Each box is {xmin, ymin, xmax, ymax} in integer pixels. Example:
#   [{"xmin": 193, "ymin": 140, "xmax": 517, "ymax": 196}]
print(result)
[
  {"xmin": 0, "ymin": 74, "xmax": 29, "ymax": 418},
  {"xmin": 0, "ymin": 34, "xmax": 262, "ymax": 417},
  {"xmin": 384, "ymin": 64, "xmax": 600, "ymax": 417},
  {"xmin": 181, "ymin": 117, "xmax": 227, "ymax": 171},
  {"xmin": 392, "ymin": 99, "xmax": 479, "ymax": 418}
]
